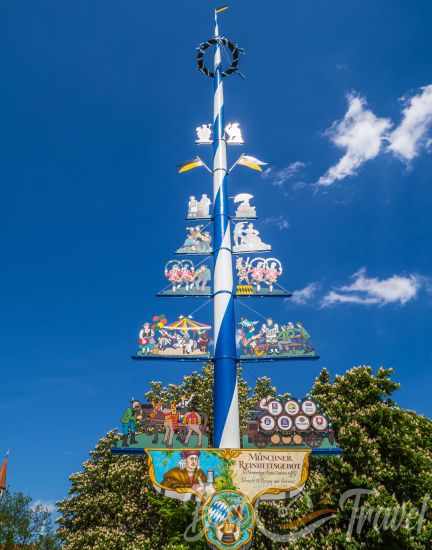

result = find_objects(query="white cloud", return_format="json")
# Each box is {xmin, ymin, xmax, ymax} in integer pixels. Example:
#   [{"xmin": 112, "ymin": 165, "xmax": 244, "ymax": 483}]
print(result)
[
  {"xmin": 318, "ymin": 94, "xmax": 392, "ymax": 186},
  {"xmin": 321, "ymin": 268, "xmax": 420, "ymax": 307},
  {"xmin": 262, "ymin": 161, "xmax": 305, "ymax": 186},
  {"xmin": 261, "ymin": 215, "xmax": 290, "ymax": 230},
  {"xmin": 291, "ymin": 282, "xmax": 319, "ymax": 304},
  {"xmin": 388, "ymin": 85, "xmax": 432, "ymax": 161}
]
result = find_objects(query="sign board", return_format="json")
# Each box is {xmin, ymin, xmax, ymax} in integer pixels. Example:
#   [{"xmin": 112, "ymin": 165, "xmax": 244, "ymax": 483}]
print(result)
[
  {"xmin": 238, "ymin": 318, "xmax": 318, "ymax": 360},
  {"xmin": 134, "ymin": 315, "xmax": 211, "ymax": 359},
  {"xmin": 113, "ymin": 397, "xmax": 210, "ymax": 449},
  {"xmin": 146, "ymin": 448, "xmax": 310, "ymax": 503},
  {"xmin": 242, "ymin": 397, "xmax": 339, "ymax": 451},
  {"xmin": 177, "ymin": 225, "xmax": 212, "ymax": 254},
  {"xmin": 235, "ymin": 257, "xmax": 290, "ymax": 296},
  {"xmin": 160, "ymin": 260, "xmax": 212, "ymax": 296}
]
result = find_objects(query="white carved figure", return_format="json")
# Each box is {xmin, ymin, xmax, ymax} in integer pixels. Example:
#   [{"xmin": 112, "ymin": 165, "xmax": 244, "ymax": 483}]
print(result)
[
  {"xmin": 194, "ymin": 265, "xmax": 211, "ymax": 290},
  {"xmin": 195, "ymin": 124, "xmax": 213, "ymax": 144},
  {"xmin": 188, "ymin": 196, "xmax": 199, "ymax": 218},
  {"xmin": 234, "ymin": 193, "xmax": 256, "ymax": 218},
  {"xmin": 197, "ymin": 194, "xmax": 211, "ymax": 217},
  {"xmin": 233, "ymin": 222, "xmax": 246, "ymax": 249},
  {"xmin": 233, "ymin": 222, "xmax": 271, "ymax": 252},
  {"xmin": 177, "ymin": 225, "xmax": 212, "ymax": 254},
  {"xmin": 187, "ymin": 194, "xmax": 212, "ymax": 219},
  {"xmin": 225, "ymin": 122, "xmax": 244, "ymax": 144},
  {"xmin": 236, "ymin": 257, "xmax": 251, "ymax": 284}
]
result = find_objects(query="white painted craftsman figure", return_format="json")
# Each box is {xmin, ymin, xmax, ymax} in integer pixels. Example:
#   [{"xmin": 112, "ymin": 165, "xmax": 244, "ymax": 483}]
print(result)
[
  {"xmin": 233, "ymin": 222, "xmax": 271, "ymax": 252},
  {"xmin": 178, "ymin": 225, "xmax": 212, "ymax": 253},
  {"xmin": 234, "ymin": 193, "xmax": 256, "ymax": 218},
  {"xmin": 194, "ymin": 265, "xmax": 211, "ymax": 290},
  {"xmin": 236, "ymin": 257, "xmax": 250, "ymax": 284},
  {"xmin": 195, "ymin": 124, "xmax": 212, "ymax": 144},
  {"xmin": 225, "ymin": 122, "xmax": 244, "ymax": 144},
  {"xmin": 197, "ymin": 194, "xmax": 211, "ymax": 217},
  {"xmin": 188, "ymin": 196, "xmax": 199, "ymax": 218},
  {"xmin": 187, "ymin": 194, "xmax": 212, "ymax": 218}
]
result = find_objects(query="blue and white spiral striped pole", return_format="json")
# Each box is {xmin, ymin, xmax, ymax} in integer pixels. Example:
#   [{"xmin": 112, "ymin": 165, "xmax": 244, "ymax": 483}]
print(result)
[{"xmin": 212, "ymin": 12, "xmax": 240, "ymax": 449}]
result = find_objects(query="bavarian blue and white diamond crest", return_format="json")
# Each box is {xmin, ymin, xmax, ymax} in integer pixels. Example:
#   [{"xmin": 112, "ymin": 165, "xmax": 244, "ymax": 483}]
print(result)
[{"xmin": 208, "ymin": 499, "xmax": 229, "ymax": 524}]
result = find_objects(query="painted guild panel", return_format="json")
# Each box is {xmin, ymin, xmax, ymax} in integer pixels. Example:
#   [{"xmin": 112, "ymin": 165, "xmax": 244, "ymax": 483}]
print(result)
[
  {"xmin": 113, "ymin": 397, "xmax": 210, "ymax": 449},
  {"xmin": 238, "ymin": 318, "xmax": 318, "ymax": 360},
  {"xmin": 242, "ymin": 397, "xmax": 339, "ymax": 451},
  {"xmin": 160, "ymin": 259, "xmax": 212, "ymax": 296},
  {"xmin": 177, "ymin": 225, "xmax": 212, "ymax": 254},
  {"xmin": 232, "ymin": 193, "xmax": 256, "ymax": 219},
  {"xmin": 187, "ymin": 194, "xmax": 212, "ymax": 219},
  {"xmin": 235, "ymin": 256, "xmax": 290, "ymax": 296},
  {"xmin": 233, "ymin": 222, "xmax": 271, "ymax": 253},
  {"xmin": 136, "ymin": 315, "xmax": 211, "ymax": 359}
]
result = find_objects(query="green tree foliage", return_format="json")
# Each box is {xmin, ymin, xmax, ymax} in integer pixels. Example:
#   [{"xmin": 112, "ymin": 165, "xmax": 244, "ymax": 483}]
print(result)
[
  {"xmin": 0, "ymin": 490, "xmax": 60, "ymax": 549},
  {"xmin": 57, "ymin": 365, "xmax": 432, "ymax": 549}
]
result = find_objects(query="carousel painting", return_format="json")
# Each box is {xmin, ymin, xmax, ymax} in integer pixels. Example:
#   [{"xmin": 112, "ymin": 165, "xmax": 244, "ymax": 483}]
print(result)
[
  {"xmin": 135, "ymin": 315, "xmax": 211, "ymax": 359},
  {"xmin": 177, "ymin": 225, "xmax": 212, "ymax": 254},
  {"xmin": 160, "ymin": 259, "xmax": 212, "ymax": 296},
  {"xmin": 237, "ymin": 317, "xmax": 318, "ymax": 360},
  {"xmin": 235, "ymin": 257, "xmax": 290, "ymax": 296}
]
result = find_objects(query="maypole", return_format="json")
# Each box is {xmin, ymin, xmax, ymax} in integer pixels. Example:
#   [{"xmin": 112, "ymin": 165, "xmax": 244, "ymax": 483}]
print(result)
[
  {"xmin": 211, "ymin": 8, "xmax": 240, "ymax": 449},
  {"xmin": 111, "ymin": 7, "xmax": 341, "ymax": 549}
]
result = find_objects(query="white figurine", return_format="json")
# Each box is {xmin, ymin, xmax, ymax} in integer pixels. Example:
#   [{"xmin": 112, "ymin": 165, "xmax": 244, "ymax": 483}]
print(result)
[
  {"xmin": 233, "ymin": 222, "xmax": 271, "ymax": 252},
  {"xmin": 197, "ymin": 194, "xmax": 211, "ymax": 217},
  {"xmin": 177, "ymin": 225, "xmax": 212, "ymax": 254},
  {"xmin": 188, "ymin": 195, "xmax": 199, "ymax": 218},
  {"xmin": 225, "ymin": 122, "xmax": 244, "ymax": 144},
  {"xmin": 234, "ymin": 193, "xmax": 256, "ymax": 218},
  {"xmin": 236, "ymin": 257, "xmax": 251, "ymax": 284},
  {"xmin": 195, "ymin": 124, "xmax": 213, "ymax": 144}
]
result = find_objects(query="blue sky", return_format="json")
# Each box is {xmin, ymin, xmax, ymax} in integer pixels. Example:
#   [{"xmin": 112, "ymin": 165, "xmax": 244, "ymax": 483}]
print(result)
[{"xmin": 1, "ymin": 1, "xmax": 432, "ymax": 508}]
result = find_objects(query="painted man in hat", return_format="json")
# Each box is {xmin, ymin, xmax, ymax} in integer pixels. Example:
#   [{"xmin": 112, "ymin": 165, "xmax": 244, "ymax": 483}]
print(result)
[
  {"xmin": 120, "ymin": 399, "xmax": 139, "ymax": 447},
  {"xmin": 162, "ymin": 450, "xmax": 207, "ymax": 493}
]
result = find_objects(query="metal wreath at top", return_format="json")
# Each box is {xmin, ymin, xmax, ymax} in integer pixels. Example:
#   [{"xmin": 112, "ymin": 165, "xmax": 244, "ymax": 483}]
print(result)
[{"xmin": 196, "ymin": 37, "xmax": 242, "ymax": 78}]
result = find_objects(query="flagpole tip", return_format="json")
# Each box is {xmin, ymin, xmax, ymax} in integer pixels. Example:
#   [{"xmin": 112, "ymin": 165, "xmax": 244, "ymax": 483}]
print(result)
[{"xmin": 214, "ymin": 5, "xmax": 229, "ymax": 36}]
